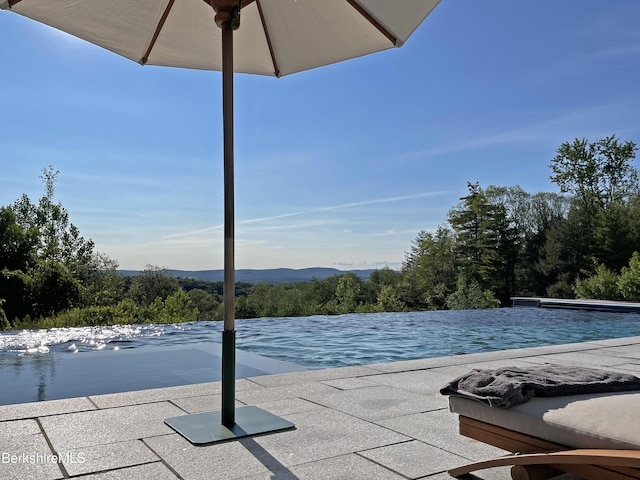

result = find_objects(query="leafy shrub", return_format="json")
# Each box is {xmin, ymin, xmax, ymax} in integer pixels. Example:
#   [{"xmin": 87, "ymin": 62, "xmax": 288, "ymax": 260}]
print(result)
[
  {"xmin": 618, "ymin": 252, "xmax": 640, "ymax": 301},
  {"xmin": 574, "ymin": 264, "xmax": 621, "ymax": 300}
]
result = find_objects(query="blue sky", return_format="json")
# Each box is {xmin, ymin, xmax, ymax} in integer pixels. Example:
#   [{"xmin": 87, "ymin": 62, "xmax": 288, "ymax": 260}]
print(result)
[{"xmin": 2, "ymin": 1, "xmax": 640, "ymax": 271}]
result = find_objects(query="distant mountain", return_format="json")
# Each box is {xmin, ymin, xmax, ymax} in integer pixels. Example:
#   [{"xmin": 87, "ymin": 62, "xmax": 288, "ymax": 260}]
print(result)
[{"xmin": 118, "ymin": 267, "xmax": 378, "ymax": 284}]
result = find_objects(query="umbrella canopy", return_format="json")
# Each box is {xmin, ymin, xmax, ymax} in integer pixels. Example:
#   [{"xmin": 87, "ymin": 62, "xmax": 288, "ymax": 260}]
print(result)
[
  {"xmin": 2, "ymin": 0, "xmax": 439, "ymax": 76},
  {"xmin": 1, "ymin": 0, "xmax": 440, "ymax": 443}
]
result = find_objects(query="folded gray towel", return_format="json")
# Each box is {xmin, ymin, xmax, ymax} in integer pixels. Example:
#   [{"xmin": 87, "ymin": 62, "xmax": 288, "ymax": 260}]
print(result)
[{"xmin": 440, "ymin": 365, "xmax": 640, "ymax": 408}]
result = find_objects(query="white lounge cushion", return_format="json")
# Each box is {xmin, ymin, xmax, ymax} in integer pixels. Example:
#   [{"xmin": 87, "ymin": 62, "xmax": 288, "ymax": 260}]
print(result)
[{"xmin": 450, "ymin": 391, "xmax": 640, "ymax": 450}]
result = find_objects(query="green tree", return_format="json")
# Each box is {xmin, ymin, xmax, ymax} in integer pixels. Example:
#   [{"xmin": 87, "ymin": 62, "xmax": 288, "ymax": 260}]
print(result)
[
  {"xmin": 446, "ymin": 275, "xmax": 500, "ymax": 310},
  {"xmin": 550, "ymin": 136, "xmax": 638, "ymax": 215},
  {"xmin": 0, "ymin": 206, "xmax": 38, "ymax": 271},
  {"xmin": 159, "ymin": 289, "xmax": 198, "ymax": 323},
  {"xmin": 448, "ymin": 182, "xmax": 514, "ymax": 303},
  {"xmin": 81, "ymin": 253, "xmax": 125, "ymax": 307},
  {"xmin": 594, "ymin": 202, "xmax": 637, "ymax": 272},
  {"xmin": 618, "ymin": 252, "xmax": 640, "ymax": 301},
  {"xmin": 332, "ymin": 272, "xmax": 362, "ymax": 314},
  {"xmin": 539, "ymin": 208, "xmax": 592, "ymax": 297},
  {"xmin": 13, "ymin": 166, "xmax": 95, "ymax": 267},
  {"xmin": 0, "ymin": 299, "xmax": 9, "ymax": 330},
  {"xmin": 400, "ymin": 227, "xmax": 457, "ymax": 309},
  {"xmin": 519, "ymin": 192, "xmax": 571, "ymax": 296},
  {"xmin": 376, "ymin": 285, "xmax": 404, "ymax": 312},
  {"xmin": 30, "ymin": 261, "xmax": 82, "ymax": 317},
  {"xmin": 365, "ymin": 267, "xmax": 401, "ymax": 305},
  {"xmin": 127, "ymin": 265, "xmax": 180, "ymax": 306},
  {"xmin": 187, "ymin": 288, "xmax": 220, "ymax": 320},
  {"xmin": 574, "ymin": 263, "xmax": 621, "ymax": 300}
]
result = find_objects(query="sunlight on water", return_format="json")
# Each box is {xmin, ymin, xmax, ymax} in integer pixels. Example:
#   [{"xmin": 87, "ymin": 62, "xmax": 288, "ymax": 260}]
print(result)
[{"xmin": 0, "ymin": 324, "xmax": 190, "ymax": 355}]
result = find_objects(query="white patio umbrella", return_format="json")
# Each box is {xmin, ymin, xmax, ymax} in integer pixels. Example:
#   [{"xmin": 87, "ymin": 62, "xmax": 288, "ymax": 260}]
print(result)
[{"xmin": 1, "ymin": 0, "xmax": 440, "ymax": 444}]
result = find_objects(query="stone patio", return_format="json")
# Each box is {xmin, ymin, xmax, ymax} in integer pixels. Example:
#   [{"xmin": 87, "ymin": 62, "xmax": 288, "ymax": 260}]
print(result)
[{"xmin": 2, "ymin": 336, "xmax": 640, "ymax": 480}]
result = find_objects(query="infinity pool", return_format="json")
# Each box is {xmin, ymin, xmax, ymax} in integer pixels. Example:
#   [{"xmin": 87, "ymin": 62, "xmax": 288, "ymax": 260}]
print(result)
[{"xmin": 1, "ymin": 308, "xmax": 639, "ymax": 404}]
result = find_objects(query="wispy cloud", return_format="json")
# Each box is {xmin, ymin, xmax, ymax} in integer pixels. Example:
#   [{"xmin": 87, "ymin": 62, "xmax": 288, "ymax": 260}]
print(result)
[
  {"xmin": 244, "ymin": 191, "xmax": 449, "ymax": 222},
  {"xmin": 163, "ymin": 191, "xmax": 448, "ymax": 241},
  {"xmin": 369, "ymin": 229, "xmax": 420, "ymax": 238},
  {"xmin": 394, "ymin": 98, "xmax": 640, "ymax": 162}
]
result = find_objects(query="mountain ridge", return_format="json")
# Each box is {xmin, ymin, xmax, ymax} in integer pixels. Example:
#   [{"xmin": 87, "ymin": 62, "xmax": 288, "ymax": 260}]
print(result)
[{"xmin": 118, "ymin": 267, "xmax": 379, "ymax": 284}]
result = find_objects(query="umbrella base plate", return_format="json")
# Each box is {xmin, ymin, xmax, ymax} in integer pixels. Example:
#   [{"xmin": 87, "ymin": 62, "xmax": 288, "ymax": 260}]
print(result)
[{"xmin": 165, "ymin": 406, "xmax": 295, "ymax": 445}]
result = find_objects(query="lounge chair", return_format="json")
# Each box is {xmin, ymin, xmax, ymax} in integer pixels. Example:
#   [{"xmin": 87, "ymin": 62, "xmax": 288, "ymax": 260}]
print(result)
[{"xmin": 447, "ymin": 391, "xmax": 640, "ymax": 479}]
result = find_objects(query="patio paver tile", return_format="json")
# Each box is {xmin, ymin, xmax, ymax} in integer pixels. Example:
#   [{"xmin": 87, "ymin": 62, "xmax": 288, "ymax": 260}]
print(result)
[
  {"xmin": 60, "ymin": 439, "xmax": 160, "ymax": 477},
  {"xmin": 0, "ymin": 433, "xmax": 63, "ymax": 480},
  {"xmin": 302, "ymin": 384, "xmax": 443, "ymax": 421},
  {"xmin": 0, "ymin": 397, "xmax": 96, "ymax": 421},
  {"xmin": 78, "ymin": 462, "xmax": 179, "ymax": 479},
  {"xmin": 249, "ymin": 408, "xmax": 410, "ymax": 467},
  {"xmin": 90, "ymin": 380, "xmax": 259, "ymax": 409},
  {"xmin": 360, "ymin": 369, "xmax": 454, "ymax": 395},
  {"xmin": 40, "ymin": 402, "xmax": 184, "ymax": 451},
  {"xmin": 375, "ymin": 409, "xmax": 506, "ymax": 461},
  {"xmin": 359, "ymin": 440, "xmax": 467, "ymax": 479},
  {"xmin": 236, "ymin": 382, "xmax": 337, "ymax": 405},
  {"xmin": 238, "ymin": 453, "xmax": 405, "ymax": 479},
  {"xmin": 170, "ymin": 394, "xmax": 244, "ymax": 414},
  {"xmin": 247, "ymin": 366, "xmax": 380, "ymax": 388},
  {"xmin": 144, "ymin": 433, "xmax": 269, "ymax": 480}
]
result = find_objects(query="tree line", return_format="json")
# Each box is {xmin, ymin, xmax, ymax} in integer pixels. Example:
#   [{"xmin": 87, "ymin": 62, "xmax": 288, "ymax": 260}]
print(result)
[{"xmin": 1, "ymin": 135, "xmax": 639, "ymax": 330}]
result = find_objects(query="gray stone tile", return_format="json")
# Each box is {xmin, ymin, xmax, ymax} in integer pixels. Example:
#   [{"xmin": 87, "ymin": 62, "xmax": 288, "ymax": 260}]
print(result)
[
  {"xmin": 144, "ymin": 433, "xmax": 269, "ymax": 479},
  {"xmin": 460, "ymin": 358, "xmax": 556, "ymax": 371},
  {"xmin": 320, "ymin": 377, "xmax": 378, "ymax": 390},
  {"xmin": 250, "ymin": 408, "xmax": 409, "ymax": 467},
  {"xmin": 0, "ymin": 397, "xmax": 96, "ymax": 421},
  {"xmin": 170, "ymin": 394, "xmax": 244, "ymax": 414},
  {"xmin": 375, "ymin": 409, "xmax": 506, "ymax": 461},
  {"xmin": 0, "ymin": 431, "xmax": 63, "ymax": 480},
  {"xmin": 587, "ymin": 336, "xmax": 640, "ymax": 347},
  {"xmin": 368, "ymin": 349, "xmax": 539, "ymax": 373},
  {"xmin": 89, "ymin": 380, "xmax": 259, "ymax": 409},
  {"xmin": 40, "ymin": 402, "xmax": 184, "ymax": 451},
  {"xmin": 302, "ymin": 385, "xmax": 442, "ymax": 421},
  {"xmin": 251, "ymin": 398, "xmax": 324, "ymax": 417},
  {"xmin": 359, "ymin": 440, "xmax": 467, "ymax": 479},
  {"xmin": 236, "ymin": 382, "xmax": 337, "ymax": 405},
  {"xmin": 248, "ymin": 366, "xmax": 380, "ymax": 387},
  {"xmin": 360, "ymin": 370, "xmax": 453, "ymax": 395},
  {"xmin": 533, "ymin": 351, "xmax": 632, "ymax": 367},
  {"xmin": 239, "ymin": 453, "xmax": 405, "ymax": 479},
  {"xmin": 0, "ymin": 419, "xmax": 40, "ymax": 438},
  {"xmin": 429, "ymin": 364, "xmax": 480, "ymax": 378},
  {"xmin": 79, "ymin": 462, "xmax": 179, "ymax": 479},
  {"xmin": 60, "ymin": 439, "xmax": 159, "ymax": 477},
  {"xmin": 590, "ymin": 345, "xmax": 640, "ymax": 359}
]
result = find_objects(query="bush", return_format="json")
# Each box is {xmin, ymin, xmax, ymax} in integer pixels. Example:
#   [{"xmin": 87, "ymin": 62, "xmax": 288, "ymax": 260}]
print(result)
[
  {"xmin": 0, "ymin": 299, "xmax": 9, "ymax": 330},
  {"xmin": 574, "ymin": 264, "xmax": 621, "ymax": 300},
  {"xmin": 618, "ymin": 252, "xmax": 640, "ymax": 301},
  {"xmin": 446, "ymin": 276, "xmax": 500, "ymax": 310}
]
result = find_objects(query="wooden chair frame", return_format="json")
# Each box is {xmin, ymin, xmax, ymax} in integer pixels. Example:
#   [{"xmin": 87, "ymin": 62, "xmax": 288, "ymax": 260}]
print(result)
[{"xmin": 450, "ymin": 415, "xmax": 640, "ymax": 480}]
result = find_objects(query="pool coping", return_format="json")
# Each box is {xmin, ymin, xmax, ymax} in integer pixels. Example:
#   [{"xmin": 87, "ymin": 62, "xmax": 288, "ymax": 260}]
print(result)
[{"xmin": 1, "ymin": 335, "xmax": 639, "ymax": 479}]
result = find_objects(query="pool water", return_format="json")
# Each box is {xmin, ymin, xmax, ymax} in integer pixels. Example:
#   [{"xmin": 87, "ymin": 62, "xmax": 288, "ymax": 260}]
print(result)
[{"xmin": 1, "ymin": 308, "xmax": 639, "ymax": 404}]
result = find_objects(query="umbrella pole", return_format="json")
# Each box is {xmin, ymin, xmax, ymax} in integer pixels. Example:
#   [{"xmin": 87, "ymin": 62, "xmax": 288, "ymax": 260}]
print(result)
[
  {"xmin": 221, "ymin": 10, "xmax": 236, "ymax": 429},
  {"xmin": 164, "ymin": 2, "xmax": 294, "ymax": 444}
]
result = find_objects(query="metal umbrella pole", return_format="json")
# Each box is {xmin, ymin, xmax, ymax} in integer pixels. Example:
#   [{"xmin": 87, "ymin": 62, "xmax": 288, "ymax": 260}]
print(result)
[
  {"xmin": 220, "ymin": 2, "xmax": 237, "ymax": 430},
  {"xmin": 164, "ymin": 3, "xmax": 295, "ymax": 444}
]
